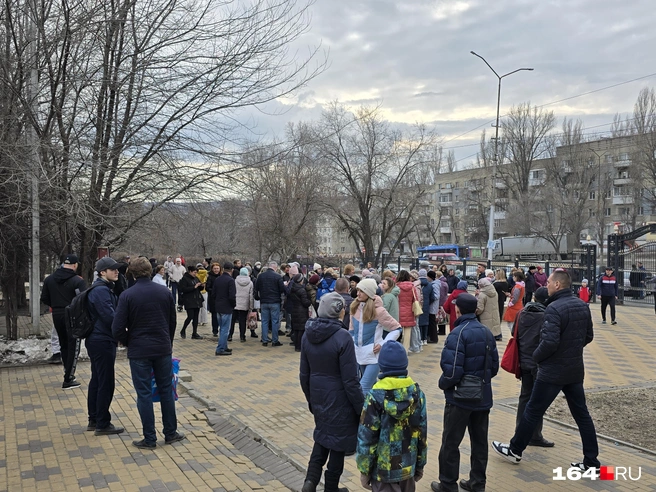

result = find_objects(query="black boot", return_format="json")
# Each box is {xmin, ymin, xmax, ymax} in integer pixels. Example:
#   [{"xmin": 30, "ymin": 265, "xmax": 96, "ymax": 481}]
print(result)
[
  {"xmin": 302, "ymin": 462, "xmax": 322, "ymax": 492},
  {"xmin": 324, "ymin": 470, "xmax": 348, "ymax": 492}
]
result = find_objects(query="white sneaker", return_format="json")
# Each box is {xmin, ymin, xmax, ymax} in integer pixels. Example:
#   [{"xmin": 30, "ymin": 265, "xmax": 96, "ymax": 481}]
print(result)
[{"xmin": 492, "ymin": 441, "xmax": 521, "ymax": 464}]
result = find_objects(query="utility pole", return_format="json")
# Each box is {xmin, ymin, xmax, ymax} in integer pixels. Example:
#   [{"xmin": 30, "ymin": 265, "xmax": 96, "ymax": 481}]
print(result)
[
  {"xmin": 470, "ymin": 51, "xmax": 533, "ymax": 261},
  {"xmin": 27, "ymin": 0, "xmax": 40, "ymax": 332}
]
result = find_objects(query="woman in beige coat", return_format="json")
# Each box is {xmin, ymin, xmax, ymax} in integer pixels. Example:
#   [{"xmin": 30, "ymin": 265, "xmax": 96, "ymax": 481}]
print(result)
[{"xmin": 475, "ymin": 277, "xmax": 502, "ymax": 340}]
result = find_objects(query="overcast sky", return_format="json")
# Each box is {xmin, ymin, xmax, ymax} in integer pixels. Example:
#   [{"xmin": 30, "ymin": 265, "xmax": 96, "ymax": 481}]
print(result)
[{"xmin": 235, "ymin": 0, "xmax": 656, "ymax": 167}]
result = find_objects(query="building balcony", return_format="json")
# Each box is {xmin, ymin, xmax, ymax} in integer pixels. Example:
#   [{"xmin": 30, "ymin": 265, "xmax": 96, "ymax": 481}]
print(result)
[
  {"xmin": 614, "ymin": 159, "xmax": 631, "ymax": 168},
  {"xmin": 494, "ymin": 179, "xmax": 506, "ymax": 188},
  {"xmin": 613, "ymin": 178, "xmax": 631, "ymax": 186},
  {"xmin": 440, "ymin": 226, "xmax": 452, "ymax": 234},
  {"xmin": 493, "ymin": 211, "xmax": 506, "ymax": 220},
  {"xmin": 495, "ymin": 197, "xmax": 509, "ymax": 205},
  {"xmin": 439, "ymin": 200, "xmax": 452, "ymax": 207},
  {"xmin": 612, "ymin": 195, "xmax": 634, "ymax": 205},
  {"xmin": 528, "ymin": 177, "xmax": 546, "ymax": 187}
]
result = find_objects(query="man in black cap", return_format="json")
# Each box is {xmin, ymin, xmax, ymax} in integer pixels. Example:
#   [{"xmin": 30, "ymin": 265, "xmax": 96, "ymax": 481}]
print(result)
[
  {"xmin": 40, "ymin": 254, "xmax": 87, "ymax": 389},
  {"xmin": 86, "ymin": 257, "xmax": 124, "ymax": 435},
  {"xmin": 431, "ymin": 294, "xmax": 499, "ymax": 492}
]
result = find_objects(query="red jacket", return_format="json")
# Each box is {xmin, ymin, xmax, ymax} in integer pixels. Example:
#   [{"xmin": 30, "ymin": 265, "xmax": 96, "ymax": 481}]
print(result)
[
  {"xmin": 442, "ymin": 289, "xmax": 467, "ymax": 332},
  {"xmin": 578, "ymin": 286, "xmax": 590, "ymax": 303},
  {"xmin": 397, "ymin": 281, "xmax": 419, "ymax": 327}
]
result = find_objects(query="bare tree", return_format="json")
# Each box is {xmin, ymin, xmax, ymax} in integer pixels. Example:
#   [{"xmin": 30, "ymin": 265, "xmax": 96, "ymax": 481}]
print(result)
[
  {"xmin": 630, "ymin": 88, "xmax": 656, "ymax": 212},
  {"xmin": 314, "ymin": 104, "xmax": 439, "ymax": 266}
]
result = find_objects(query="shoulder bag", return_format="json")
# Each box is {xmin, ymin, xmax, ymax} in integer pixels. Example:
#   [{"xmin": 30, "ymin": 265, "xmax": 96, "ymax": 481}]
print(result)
[
  {"xmin": 412, "ymin": 286, "xmax": 423, "ymax": 316},
  {"xmin": 501, "ymin": 312, "xmax": 521, "ymax": 378},
  {"xmin": 453, "ymin": 326, "xmax": 489, "ymax": 403}
]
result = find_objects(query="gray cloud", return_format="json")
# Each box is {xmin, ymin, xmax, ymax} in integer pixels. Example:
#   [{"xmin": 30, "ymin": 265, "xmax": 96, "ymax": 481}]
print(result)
[{"xmin": 233, "ymin": 0, "xmax": 656, "ymax": 166}]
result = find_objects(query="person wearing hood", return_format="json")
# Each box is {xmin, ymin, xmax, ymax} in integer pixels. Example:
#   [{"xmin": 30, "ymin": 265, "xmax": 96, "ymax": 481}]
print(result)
[
  {"xmin": 492, "ymin": 269, "xmax": 510, "ymax": 322},
  {"xmin": 433, "ymin": 294, "xmax": 499, "ymax": 492},
  {"xmin": 40, "ymin": 253, "xmax": 87, "ymax": 389},
  {"xmin": 86, "ymin": 257, "xmax": 124, "ymax": 436},
  {"xmin": 476, "ymin": 277, "xmax": 501, "ymax": 341},
  {"xmin": 381, "ymin": 278, "xmax": 400, "ymax": 323},
  {"xmin": 350, "ymin": 279, "xmax": 403, "ymax": 395},
  {"xmin": 231, "ymin": 268, "xmax": 254, "ymax": 343},
  {"xmin": 503, "ymin": 270, "xmax": 526, "ymax": 333},
  {"xmin": 300, "ymin": 293, "xmax": 364, "ymax": 492},
  {"xmin": 534, "ymin": 266, "xmax": 548, "ymax": 288},
  {"xmin": 442, "ymin": 280, "xmax": 469, "ymax": 333},
  {"xmin": 418, "ymin": 269, "xmax": 432, "ymax": 346},
  {"xmin": 206, "ymin": 263, "xmax": 222, "ymax": 336},
  {"xmin": 288, "ymin": 270, "xmax": 312, "ymax": 352},
  {"xmin": 446, "ymin": 269, "xmax": 459, "ymax": 293},
  {"xmin": 316, "ymin": 268, "xmax": 337, "ymax": 302},
  {"xmin": 357, "ymin": 341, "xmax": 427, "ymax": 491},
  {"xmin": 512, "ymin": 287, "xmax": 554, "ymax": 448}
]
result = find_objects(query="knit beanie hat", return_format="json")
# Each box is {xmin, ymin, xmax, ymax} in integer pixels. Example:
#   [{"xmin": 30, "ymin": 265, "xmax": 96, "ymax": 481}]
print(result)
[
  {"xmin": 289, "ymin": 264, "xmax": 299, "ymax": 275},
  {"xmin": 309, "ymin": 274, "xmax": 321, "ymax": 285},
  {"xmin": 313, "ymin": 263, "xmax": 322, "ymax": 271},
  {"xmin": 357, "ymin": 278, "xmax": 378, "ymax": 299},
  {"xmin": 582, "ymin": 278, "xmax": 588, "ymax": 285},
  {"xmin": 239, "ymin": 267, "xmax": 249, "ymax": 276},
  {"xmin": 317, "ymin": 292, "xmax": 345, "ymax": 319},
  {"xmin": 534, "ymin": 287, "xmax": 549, "ymax": 304},
  {"xmin": 378, "ymin": 341, "xmax": 408, "ymax": 379},
  {"xmin": 478, "ymin": 277, "xmax": 492, "ymax": 288},
  {"xmin": 457, "ymin": 280, "xmax": 468, "ymax": 291},
  {"xmin": 455, "ymin": 293, "xmax": 478, "ymax": 314},
  {"xmin": 361, "ymin": 269, "xmax": 372, "ymax": 277},
  {"xmin": 418, "ymin": 269, "xmax": 428, "ymax": 278}
]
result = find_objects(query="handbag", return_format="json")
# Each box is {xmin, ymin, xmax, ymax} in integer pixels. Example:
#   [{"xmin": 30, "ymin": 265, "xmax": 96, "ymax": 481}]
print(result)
[
  {"xmin": 453, "ymin": 326, "xmax": 489, "ymax": 403},
  {"xmin": 412, "ymin": 287, "xmax": 423, "ymax": 316},
  {"xmin": 437, "ymin": 306, "xmax": 447, "ymax": 325},
  {"xmin": 501, "ymin": 337, "xmax": 521, "ymax": 379}
]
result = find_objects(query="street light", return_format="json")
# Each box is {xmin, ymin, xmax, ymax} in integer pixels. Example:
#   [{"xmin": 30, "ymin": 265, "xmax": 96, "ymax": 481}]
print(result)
[{"xmin": 470, "ymin": 51, "xmax": 533, "ymax": 261}]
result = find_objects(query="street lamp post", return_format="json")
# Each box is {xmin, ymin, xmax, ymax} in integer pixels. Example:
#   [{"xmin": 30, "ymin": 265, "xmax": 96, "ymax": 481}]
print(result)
[{"xmin": 470, "ymin": 51, "xmax": 533, "ymax": 261}]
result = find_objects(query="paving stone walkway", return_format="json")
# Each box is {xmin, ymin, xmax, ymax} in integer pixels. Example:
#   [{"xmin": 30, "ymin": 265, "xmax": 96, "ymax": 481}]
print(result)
[{"xmin": 1, "ymin": 302, "xmax": 656, "ymax": 491}]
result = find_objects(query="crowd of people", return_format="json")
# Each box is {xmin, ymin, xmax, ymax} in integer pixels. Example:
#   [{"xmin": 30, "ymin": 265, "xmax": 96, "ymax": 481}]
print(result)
[{"xmin": 39, "ymin": 252, "xmax": 603, "ymax": 489}]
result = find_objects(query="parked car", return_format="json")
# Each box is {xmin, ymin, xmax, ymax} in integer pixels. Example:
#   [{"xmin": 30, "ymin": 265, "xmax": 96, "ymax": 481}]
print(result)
[{"xmin": 385, "ymin": 263, "xmax": 399, "ymax": 273}]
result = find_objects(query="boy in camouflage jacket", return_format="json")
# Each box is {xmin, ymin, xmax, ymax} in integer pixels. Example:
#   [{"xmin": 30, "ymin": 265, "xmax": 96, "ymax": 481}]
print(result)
[{"xmin": 356, "ymin": 341, "xmax": 427, "ymax": 491}]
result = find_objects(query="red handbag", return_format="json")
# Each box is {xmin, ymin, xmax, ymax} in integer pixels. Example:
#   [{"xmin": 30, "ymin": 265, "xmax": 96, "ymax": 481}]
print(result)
[{"xmin": 500, "ymin": 313, "xmax": 521, "ymax": 378}]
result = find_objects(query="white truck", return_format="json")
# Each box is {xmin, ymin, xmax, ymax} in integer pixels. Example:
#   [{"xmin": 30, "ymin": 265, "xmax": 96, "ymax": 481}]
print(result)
[{"xmin": 492, "ymin": 236, "xmax": 569, "ymax": 261}]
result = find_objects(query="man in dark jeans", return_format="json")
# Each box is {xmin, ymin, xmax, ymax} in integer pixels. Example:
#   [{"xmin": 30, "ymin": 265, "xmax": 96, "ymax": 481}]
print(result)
[
  {"xmin": 431, "ymin": 294, "xmax": 499, "ymax": 492},
  {"xmin": 112, "ymin": 257, "xmax": 184, "ymax": 449},
  {"xmin": 254, "ymin": 261, "xmax": 285, "ymax": 347},
  {"xmin": 493, "ymin": 270, "xmax": 600, "ymax": 474},
  {"xmin": 86, "ymin": 257, "xmax": 123, "ymax": 435},
  {"xmin": 40, "ymin": 254, "xmax": 87, "ymax": 389},
  {"xmin": 596, "ymin": 266, "xmax": 618, "ymax": 325}
]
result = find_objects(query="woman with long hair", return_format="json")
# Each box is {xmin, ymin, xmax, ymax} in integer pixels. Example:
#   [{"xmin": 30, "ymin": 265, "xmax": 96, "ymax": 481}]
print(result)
[
  {"xmin": 503, "ymin": 270, "xmax": 526, "ymax": 333},
  {"xmin": 350, "ymin": 279, "xmax": 402, "ymax": 395}
]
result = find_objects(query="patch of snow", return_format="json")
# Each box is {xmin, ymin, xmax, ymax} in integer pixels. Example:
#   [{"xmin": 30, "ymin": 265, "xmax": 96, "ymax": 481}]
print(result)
[{"xmin": 0, "ymin": 336, "xmax": 88, "ymax": 364}]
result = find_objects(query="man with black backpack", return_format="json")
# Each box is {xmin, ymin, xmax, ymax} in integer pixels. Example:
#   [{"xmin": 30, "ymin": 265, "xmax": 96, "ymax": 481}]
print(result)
[
  {"xmin": 85, "ymin": 257, "xmax": 124, "ymax": 436},
  {"xmin": 40, "ymin": 254, "xmax": 87, "ymax": 389}
]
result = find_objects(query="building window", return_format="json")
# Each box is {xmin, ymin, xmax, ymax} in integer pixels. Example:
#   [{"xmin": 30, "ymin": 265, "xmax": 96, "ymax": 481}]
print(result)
[
  {"xmin": 454, "ymin": 182, "xmax": 459, "ymax": 189},
  {"xmin": 589, "ymin": 209, "xmax": 595, "ymax": 217},
  {"xmin": 455, "ymin": 208, "xmax": 459, "ymax": 215},
  {"xmin": 638, "ymin": 207, "xmax": 645, "ymax": 215},
  {"xmin": 439, "ymin": 193, "xmax": 452, "ymax": 203},
  {"xmin": 605, "ymin": 208, "xmax": 611, "ymax": 216}
]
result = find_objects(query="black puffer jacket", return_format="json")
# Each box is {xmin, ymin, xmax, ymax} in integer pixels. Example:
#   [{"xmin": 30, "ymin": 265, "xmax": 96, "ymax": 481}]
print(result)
[
  {"xmin": 300, "ymin": 317, "xmax": 364, "ymax": 453},
  {"xmin": 40, "ymin": 267, "xmax": 87, "ymax": 312},
  {"xmin": 439, "ymin": 313, "xmax": 499, "ymax": 411},
  {"xmin": 533, "ymin": 288, "xmax": 594, "ymax": 385},
  {"xmin": 178, "ymin": 273, "xmax": 204, "ymax": 310},
  {"xmin": 288, "ymin": 280, "xmax": 311, "ymax": 331},
  {"xmin": 513, "ymin": 301, "xmax": 546, "ymax": 372},
  {"xmin": 205, "ymin": 271, "xmax": 220, "ymax": 313},
  {"xmin": 254, "ymin": 269, "xmax": 285, "ymax": 304}
]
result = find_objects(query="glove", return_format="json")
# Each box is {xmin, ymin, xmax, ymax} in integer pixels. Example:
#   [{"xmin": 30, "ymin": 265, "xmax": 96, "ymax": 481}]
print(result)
[
  {"xmin": 360, "ymin": 473, "xmax": 372, "ymax": 490},
  {"xmin": 414, "ymin": 468, "xmax": 423, "ymax": 482}
]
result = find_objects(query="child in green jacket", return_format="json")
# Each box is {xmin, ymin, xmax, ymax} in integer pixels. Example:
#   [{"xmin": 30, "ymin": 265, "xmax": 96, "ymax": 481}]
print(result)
[{"xmin": 356, "ymin": 341, "xmax": 427, "ymax": 491}]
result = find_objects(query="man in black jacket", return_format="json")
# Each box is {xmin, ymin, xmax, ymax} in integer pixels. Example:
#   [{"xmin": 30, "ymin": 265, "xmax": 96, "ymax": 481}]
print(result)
[
  {"xmin": 254, "ymin": 261, "xmax": 285, "ymax": 347},
  {"xmin": 213, "ymin": 262, "xmax": 236, "ymax": 356},
  {"xmin": 512, "ymin": 287, "xmax": 553, "ymax": 448},
  {"xmin": 111, "ymin": 257, "xmax": 183, "ymax": 449},
  {"xmin": 493, "ymin": 270, "xmax": 600, "ymax": 474},
  {"xmin": 40, "ymin": 254, "xmax": 87, "ymax": 389}
]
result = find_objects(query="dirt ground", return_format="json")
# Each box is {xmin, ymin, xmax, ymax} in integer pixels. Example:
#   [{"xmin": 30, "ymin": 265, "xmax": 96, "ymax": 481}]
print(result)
[{"xmin": 544, "ymin": 386, "xmax": 656, "ymax": 451}]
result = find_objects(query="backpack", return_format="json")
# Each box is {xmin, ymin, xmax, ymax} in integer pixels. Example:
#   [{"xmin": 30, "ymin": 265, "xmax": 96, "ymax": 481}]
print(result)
[{"xmin": 65, "ymin": 284, "xmax": 101, "ymax": 339}]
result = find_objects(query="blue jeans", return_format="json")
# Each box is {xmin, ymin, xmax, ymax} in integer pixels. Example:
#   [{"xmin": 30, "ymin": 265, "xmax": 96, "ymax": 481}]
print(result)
[
  {"xmin": 260, "ymin": 303, "xmax": 280, "ymax": 343},
  {"xmin": 171, "ymin": 282, "xmax": 179, "ymax": 304},
  {"xmin": 216, "ymin": 313, "xmax": 232, "ymax": 352},
  {"xmin": 359, "ymin": 363, "xmax": 379, "ymax": 395},
  {"xmin": 510, "ymin": 379, "xmax": 599, "ymax": 468},
  {"xmin": 129, "ymin": 356, "xmax": 177, "ymax": 444}
]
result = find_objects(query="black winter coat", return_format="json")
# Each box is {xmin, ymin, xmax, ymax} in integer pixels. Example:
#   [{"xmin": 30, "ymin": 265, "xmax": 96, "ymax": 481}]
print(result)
[
  {"xmin": 179, "ymin": 273, "xmax": 204, "ymax": 310},
  {"xmin": 513, "ymin": 302, "xmax": 546, "ymax": 372},
  {"xmin": 254, "ymin": 269, "xmax": 285, "ymax": 304},
  {"xmin": 300, "ymin": 317, "xmax": 364, "ymax": 453},
  {"xmin": 111, "ymin": 277, "xmax": 176, "ymax": 359},
  {"xmin": 525, "ymin": 272, "xmax": 536, "ymax": 294},
  {"xmin": 439, "ymin": 313, "xmax": 499, "ymax": 411},
  {"xmin": 446, "ymin": 274, "xmax": 459, "ymax": 293},
  {"xmin": 493, "ymin": 280, "xmax": 509, "ymax": 319},
  {"xmin": 212, "ymin": 273, "xmax": 236, "ymax": 314},
  {"xmin": 419, "ymin": 278, "xmax": 431, "ymax": 326},
  {"xmin": 533, "ymin": 288, "xmax": 594, "ymax": 385},
  {"xmin": 40, "ymin": 267, "xmax": 87, "ymax": 313},
  {"xmin": 288, "ymin": 280, "xmax": 311, "ymax": 331},
  {"xmin": 205, "ymin": 271, "xmax": 220, "ymax": 313}
]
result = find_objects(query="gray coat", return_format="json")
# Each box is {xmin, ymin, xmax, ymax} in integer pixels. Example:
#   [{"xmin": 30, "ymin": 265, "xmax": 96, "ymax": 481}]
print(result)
[
  {"xmin": 235, "ymin": 275, "xmax": 254, "ymax": 311},
  {"xmin": 476, "ymin": 284, "xmax": 501, "ymax": 337}
]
